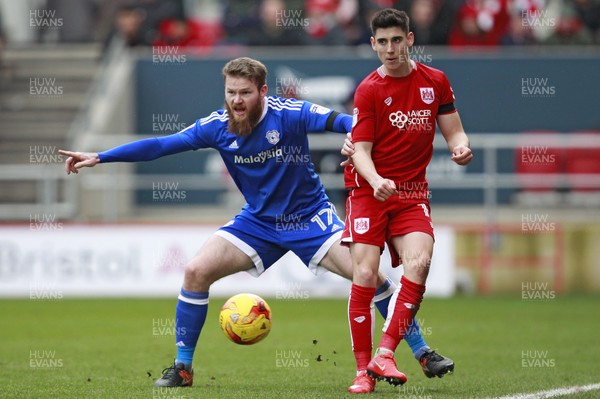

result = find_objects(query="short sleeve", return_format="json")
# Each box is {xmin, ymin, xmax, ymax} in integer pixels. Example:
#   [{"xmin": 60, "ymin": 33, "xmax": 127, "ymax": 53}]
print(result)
[
  {"xmin": 437, "ymin": 73, "xmax": 457, "ymax": 115},
  {"xmin": 351, "ymin": 83, "xmax": 376, "ymax": 142}
]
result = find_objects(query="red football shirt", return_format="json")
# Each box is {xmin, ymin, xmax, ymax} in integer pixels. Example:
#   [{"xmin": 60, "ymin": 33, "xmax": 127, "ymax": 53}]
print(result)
[{"xmin": 344, "ymin": 61, "xmax": 456, "ymax": 191}]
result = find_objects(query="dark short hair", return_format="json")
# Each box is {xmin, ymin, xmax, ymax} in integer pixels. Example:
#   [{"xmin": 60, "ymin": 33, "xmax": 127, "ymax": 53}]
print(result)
[
  {"xmin": 222, "ymin": 57, "xmax": 267, "ymax": 89},
  {"xmin": 370, "ymin": 8, "xmax": 410, "ymax": 36}
]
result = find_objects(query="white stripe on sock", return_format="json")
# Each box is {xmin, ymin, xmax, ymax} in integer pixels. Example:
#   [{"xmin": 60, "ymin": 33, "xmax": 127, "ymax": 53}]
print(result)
[{"xmin": 178, "ymin": 294, "xmax": 209, "ymax": 305}]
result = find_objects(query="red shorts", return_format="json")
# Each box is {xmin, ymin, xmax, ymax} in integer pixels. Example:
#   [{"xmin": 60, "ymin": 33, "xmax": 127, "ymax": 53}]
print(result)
[{"xmin": 341, "ymin": 188, "xmax": 434, "ymax": 267}]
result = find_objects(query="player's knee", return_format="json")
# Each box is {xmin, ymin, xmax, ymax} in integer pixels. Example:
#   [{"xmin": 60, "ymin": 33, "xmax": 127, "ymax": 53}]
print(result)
[
  {"xmin": 352, "ymin": 265, "xmax": 379, "ymax": 287},
  {"xmin": 183, "ymin": 260, "xmax": 216, "ymax": 287}
]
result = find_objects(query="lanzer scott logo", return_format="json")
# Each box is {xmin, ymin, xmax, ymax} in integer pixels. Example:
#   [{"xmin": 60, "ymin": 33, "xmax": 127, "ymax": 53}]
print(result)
[
  {"xmin": 266, "ymin": 130, "xmax": 280, "ymax": 145},
  {"xmin": 354, "ymin": 218, "xmax": 369, "ymax": 234},
  {"xmin": 389, "ymin": 109, "xmax": 433, "ymax": 131},
  {"xmin": 420, "ymin": 88, "xmax": 434, "ymax": 104}
]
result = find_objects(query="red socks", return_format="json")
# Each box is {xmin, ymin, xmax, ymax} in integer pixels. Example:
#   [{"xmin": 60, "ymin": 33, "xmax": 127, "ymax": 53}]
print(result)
[
  {"xmin": 348, "ymin": 284, "xmax": 376, "ymax": 371},
  {"xmin": 379, "ymin": 276, "xmax": 426, "ymax": 352}
]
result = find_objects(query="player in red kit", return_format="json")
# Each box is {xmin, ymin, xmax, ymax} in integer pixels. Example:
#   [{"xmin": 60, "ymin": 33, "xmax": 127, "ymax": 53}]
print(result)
[{"xmin": 342, "ymin": 8, "xmax": 473, "ymax": 394}]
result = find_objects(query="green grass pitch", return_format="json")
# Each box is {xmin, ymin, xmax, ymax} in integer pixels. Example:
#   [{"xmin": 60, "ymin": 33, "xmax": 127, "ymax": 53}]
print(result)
[{"xmin": 1, "ymin": 295, "xmax": 599, "ymax": 399}]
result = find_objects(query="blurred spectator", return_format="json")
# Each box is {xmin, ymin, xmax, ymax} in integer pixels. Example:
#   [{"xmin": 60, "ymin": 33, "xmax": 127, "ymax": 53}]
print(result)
[
  {"xmin": 543, "ymin": 0, "xmax": 594, "ymax": 44},
  {"xmin": 352, "ymin": 0, "xmax": 384, "ymax": 44},
  {"xmin": 448, "ymin": 0, "xmax": 510, "ymax": 45},
  {"xmin": 335, "ymin": 0, "xmax": 364, "ymax": 44},
  {"xmin": 572, "ymin": 0, "xmax": 600, "ymax": 43},
  {"xmin": 303, "ymin": 0, "xmax": 353, "ymax": 45},
  {"xmin": 396, "ymin": 0, "xmax": 457, "ymax": 44},
  {"xmin": 501, "ymin": 13, "xmax": 539, "ymax": 43},
  {"xmin": 107, "ymin": 0, "xmax": 184, "ymax": 47},
  {"xmin": 220, "ymin": 0, "xmax": 263, "ymax": 45},
  {"xmin": 113, "ymin": 4, "xmax": 146, "ymax": 46},
  {"xmin": 42, "ymin": 0, "xmax": 100, "ymax": 43},
  {"xmin": 249, "ymin": 0, "xmax": 307, "ymax": 46},
  {"xmin": 136, "ymin": 0, "xmax": 185, "ymax": 44},
  {"xmin": 153, "ymin": 18, "xmax": 223, "ymax": 48},
  {"xmin": 501, "ymin": 0, "xmax": 543, "ymax": 44}
]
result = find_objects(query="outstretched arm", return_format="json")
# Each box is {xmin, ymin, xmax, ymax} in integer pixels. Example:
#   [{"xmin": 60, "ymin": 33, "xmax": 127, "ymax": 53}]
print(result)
[{"xmin": 59, "ymin": 133, "xmax": 196, "ymax": 174}]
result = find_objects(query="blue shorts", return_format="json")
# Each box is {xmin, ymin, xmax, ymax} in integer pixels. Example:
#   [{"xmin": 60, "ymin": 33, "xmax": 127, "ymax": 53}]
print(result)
[{"xmin": 215, "ymin": 201, "xmax": 344, "ymax": 276}]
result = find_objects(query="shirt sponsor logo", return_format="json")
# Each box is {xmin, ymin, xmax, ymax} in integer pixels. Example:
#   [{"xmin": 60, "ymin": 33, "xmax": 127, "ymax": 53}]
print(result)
[
  {"xmin": 388, "ymin": 109, "xmax": 433, "ymax": 131},
  {"xmin": 354, "ymin": 217, "xmax": 370, "ymax": 234},
  {"xmin": 309, "ymin": 104, "xmax": 331, "ymax": 115},
  {"xmin": 420, "ymin": 87, "xmax": 434, "ymax": 104},
  {"xmin": 266, "ymin": 129, "xmax": 280, "ymax": 145},
  {"xmin": 234, "ymin": 147, "xmax": 283, "ymax": 164}
]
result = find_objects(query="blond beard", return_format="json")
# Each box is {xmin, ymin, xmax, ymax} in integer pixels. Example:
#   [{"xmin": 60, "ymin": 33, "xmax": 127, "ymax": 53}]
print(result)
[{"xmin": 226, "ymin": 100, "xmax": 263, "ymax": 137}]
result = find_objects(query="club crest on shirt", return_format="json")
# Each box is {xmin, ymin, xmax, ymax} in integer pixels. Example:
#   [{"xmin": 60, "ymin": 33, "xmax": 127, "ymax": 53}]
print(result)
[
  {"xmin": 266, "ymin": 129, "xmax": 280, "ymax": 145},
  {"xmin": 420, "ymin": 87, "xmax": 434, "ymax": 104},
  {"xmin": 354, "ymin": 218, "xmax": 370, "ymax": 234}
]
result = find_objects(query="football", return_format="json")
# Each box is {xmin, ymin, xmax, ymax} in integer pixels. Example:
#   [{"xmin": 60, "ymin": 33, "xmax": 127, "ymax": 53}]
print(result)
[{"xmin": 219, "ymin": 293, "xmax": 272, "ymax": 345}]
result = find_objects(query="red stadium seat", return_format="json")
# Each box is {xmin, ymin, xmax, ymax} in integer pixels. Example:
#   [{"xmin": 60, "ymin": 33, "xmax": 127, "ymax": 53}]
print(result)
[
  {"xmin": 514, "ymin": 131, "xmax": 563, "ymax": 192},
  {"xmin": 565, "ymin": 132, "xmax": 600, "ymax": 192}
]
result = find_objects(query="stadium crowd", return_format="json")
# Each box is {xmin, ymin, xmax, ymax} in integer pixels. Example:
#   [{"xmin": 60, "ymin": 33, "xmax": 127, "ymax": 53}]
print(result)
[{"xmin": 3, "ymin": 0, "xmax": 599, "ymax": 47}]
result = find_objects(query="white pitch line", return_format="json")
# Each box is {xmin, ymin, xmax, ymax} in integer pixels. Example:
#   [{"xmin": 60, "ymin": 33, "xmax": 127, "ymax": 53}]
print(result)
[{"xmin": 495, "ymin": 382, "xmax": 600, "ymax": 399}]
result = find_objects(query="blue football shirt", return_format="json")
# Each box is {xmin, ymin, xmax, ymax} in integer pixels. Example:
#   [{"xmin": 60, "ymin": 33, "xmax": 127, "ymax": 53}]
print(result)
[{"xmin": 99, "ymin": 96, "xmax": 351, "ymax": 221}]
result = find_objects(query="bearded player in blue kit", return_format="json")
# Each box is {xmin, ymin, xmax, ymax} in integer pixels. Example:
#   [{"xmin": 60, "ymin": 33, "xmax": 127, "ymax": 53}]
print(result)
[{"xmin": 59, "ymin": 57, "xmax": 452, "ymax": 390}]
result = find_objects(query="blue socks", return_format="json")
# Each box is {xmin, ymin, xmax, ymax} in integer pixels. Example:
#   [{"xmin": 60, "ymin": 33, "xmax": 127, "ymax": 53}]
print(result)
[
  {"xmin": 175, "ymin": 289, "xmax": 209, "ymax": 365},
  {"xmin": 173, "ymin": 279, "xmax": 429, "ymax": 366},
  {"xmin": 373, "ymin": 277, "xmax": 430, "ymax": 360},
  {"xmin": 373, "ymin": 277, "xmax": 395, "ymax": 319}
]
